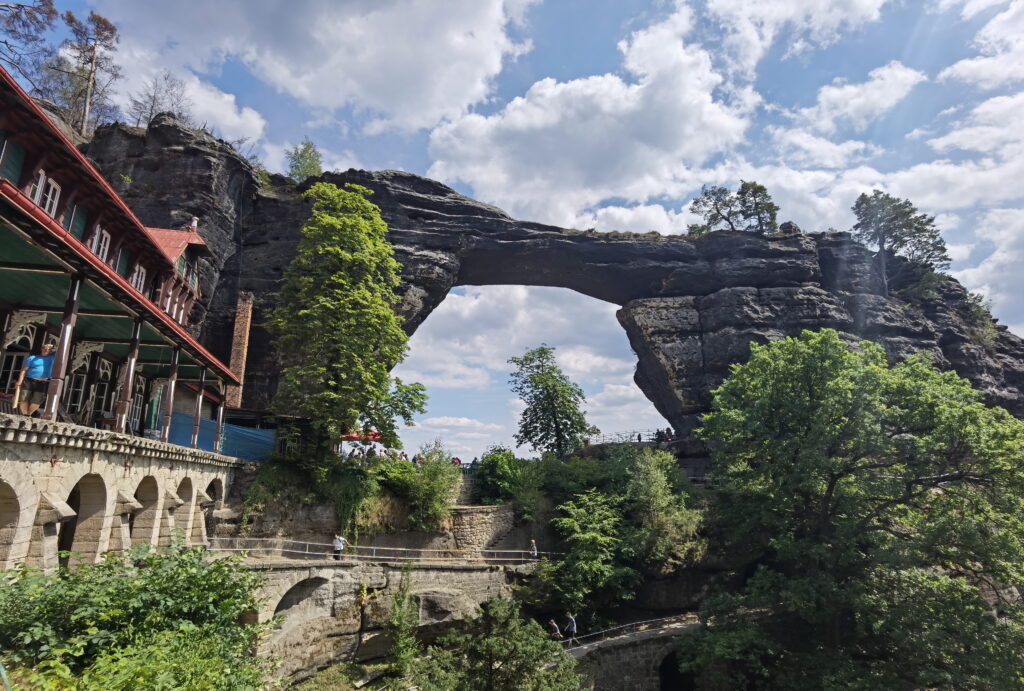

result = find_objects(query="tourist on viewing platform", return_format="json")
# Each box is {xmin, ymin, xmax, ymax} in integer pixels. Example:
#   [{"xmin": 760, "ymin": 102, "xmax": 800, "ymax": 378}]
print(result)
[
  {"xmin": 548, "ymin": 619, "xmax": 563, "ymax": 640},
  {"xmin": 14, "ymin": 342, "xmax": 55, "ymax": 417},
  {"xmin": 452, "ymin": 456, "xmax": 462, "ymax": 467},
  {"xmin": 664, "ymin": 427, "xmax": 674, "ymax": 442},
  {"xmin": 529, "ymin": 539, "xmax": 538, "ymax": 559},
  {"xmin": 332, "ymin": 534, "xmax": 348, "ymax": 560},
  {"xmin": 637, "ymin": 432, "xmax": 643, "ymax": 443},
  {"xmin": 654, "ymin": 429, "xmax": 665, "ymax": 443}
]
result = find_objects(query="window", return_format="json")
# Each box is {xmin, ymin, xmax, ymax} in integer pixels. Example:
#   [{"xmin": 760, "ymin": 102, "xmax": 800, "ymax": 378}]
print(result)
[
  {"xmin": 64, "ymin": 371, "xmax": 87, "ymax": 413},
  {"xmin": 0, "ymin": 353, "xmax": 26, "ymax": 394},
  {"xmin": 128, "ymin": 376, "xmax": 146, "ymax": 433},
  {"xmin": 89, "ymin": 228, "xmax": 111, "ymax": 262},
  {"xmin": 28, "ymin": 170, "xmax": 61, "ymax": 217},
  {"xmin": 129, "ymin": 263, "xmax": 147, "ymax": 292}
]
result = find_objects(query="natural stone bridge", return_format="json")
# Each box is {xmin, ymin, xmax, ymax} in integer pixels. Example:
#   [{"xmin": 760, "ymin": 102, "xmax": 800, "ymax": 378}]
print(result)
[
  {"xmin": 83, "ymin": 119, "xmax": 1024, "ymax": 469},
  {"xmin": 0, "ymin": 413, "xmax": 239, "ymax": 570}
]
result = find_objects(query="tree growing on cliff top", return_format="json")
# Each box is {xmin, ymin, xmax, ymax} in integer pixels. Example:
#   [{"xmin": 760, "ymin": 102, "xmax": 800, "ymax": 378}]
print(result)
[
  {"xmin": 677, "ymin": 329, "xmax": 1024, "ymax": 689},
  {"xmin": 286, "ymin": 136, "xmax": 323, "ymax": 182},
  {"xmin": 125, "ymin": 69, "xmax": 193, "ymax": 127},
  {"xmin": 687, "ymin": 181, "xmax": 779, "ymax": 236},
  {"xmin": 268, "ymin": 182, "xmax": 426, "ymax": 458},
  {"xmin": 508, "ymin": 344, "xmax": 597, "ymax": 458},
  {"xmin": 59, "ymin": 10, "xmax": 120, "ymax": 135},
  {"xmin": 851, "ymin": 189, "xmax": 950, "ymax": 296}
]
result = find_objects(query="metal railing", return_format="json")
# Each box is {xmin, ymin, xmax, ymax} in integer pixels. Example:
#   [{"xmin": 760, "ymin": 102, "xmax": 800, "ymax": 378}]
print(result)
[
  {"xmin": 561, "ymin": 613, "xmax": 697, "ymax": 649},
  {"xmin": 207, "ymin": 536, "xmax": 560, "ymax": 564},
  {"xmin": 587, "ymin": 429, "xmax": 678, "ymax": 445}
]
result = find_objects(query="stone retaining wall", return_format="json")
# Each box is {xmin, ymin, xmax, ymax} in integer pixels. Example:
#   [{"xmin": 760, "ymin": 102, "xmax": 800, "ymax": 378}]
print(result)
[{"xmin": 450, "ymin": 503, "xmax": 514, "ymax": 551}]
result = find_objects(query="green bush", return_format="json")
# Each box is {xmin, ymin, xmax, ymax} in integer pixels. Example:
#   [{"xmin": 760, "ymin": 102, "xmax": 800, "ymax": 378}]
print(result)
[
  {"xmin": 0, "ymin": 543, "xmax": 269, "ymax": 686},
  {"xmin": 475, "ymin": 446, "xmax": 544, "ymax": 519},
  {"xmin": 379, "ymin": 441, "xmax": 460, "ymax": 530}
]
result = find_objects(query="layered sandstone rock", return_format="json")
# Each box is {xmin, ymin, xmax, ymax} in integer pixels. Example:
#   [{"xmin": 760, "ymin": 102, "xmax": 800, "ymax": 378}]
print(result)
[{"xmin": 84, "ymin": 116, "xmax": 1024, "ymax": 456}]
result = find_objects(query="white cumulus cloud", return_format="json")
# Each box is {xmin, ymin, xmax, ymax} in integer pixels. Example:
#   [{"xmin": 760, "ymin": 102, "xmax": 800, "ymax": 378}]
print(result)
[{"xmin": 938, "ymin": 2, "xmax": 1024, "ymax": 89}]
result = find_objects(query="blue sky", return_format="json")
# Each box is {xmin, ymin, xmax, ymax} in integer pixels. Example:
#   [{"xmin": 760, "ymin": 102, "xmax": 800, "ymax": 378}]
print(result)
[{"xmin": 51, "ymin": 0, "xmax": 1024, "ymax": 457}]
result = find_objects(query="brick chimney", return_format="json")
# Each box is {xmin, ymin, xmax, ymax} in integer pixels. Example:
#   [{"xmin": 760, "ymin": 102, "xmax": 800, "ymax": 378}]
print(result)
[{"xmin": 225, "ymin": 291, "xmax": 254, "ymax": 408}]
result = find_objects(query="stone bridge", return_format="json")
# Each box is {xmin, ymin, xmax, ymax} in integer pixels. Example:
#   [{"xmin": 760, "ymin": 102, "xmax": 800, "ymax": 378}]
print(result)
[
  {"xmin": 573, "ymin": 616, "xmax": 700, "ymax": 691},
  {"xmin": 247, "ymin": 558, "xmax": 530, "ymax": 682},
  {"xmin": 0, "ymin": 413, "xmax": 241, "ymax": 570}
]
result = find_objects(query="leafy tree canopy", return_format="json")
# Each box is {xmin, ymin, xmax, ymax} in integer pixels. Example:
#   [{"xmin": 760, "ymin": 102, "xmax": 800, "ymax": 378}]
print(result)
[
  {"xmin": 678, "ymin": 329, "xmax": 1024, "ymax": 689},
  {"xmin": 851, "ymin": 189, "xmax": 951, "ymax": 296},
  {"xmin": 509, "ymin": 345, "xmax": 597, "ymax": 458},
  {"xmin": 286, "ymin": 136, "xmax": 323, "ymax": 182},
  {"xmin": 412, "ymin": 598, "xmax": 581, "ymax": 691},
  {"xmin": 687, "ymin": 181, "xmax": 779, "ymax": 236},
  {"xmin": 268, "ymin": 182, "xmax": 426, "ymax": 456},
  {"xmin": 0, "ymin": 1, "xmax": 57, "ymax": 88}
]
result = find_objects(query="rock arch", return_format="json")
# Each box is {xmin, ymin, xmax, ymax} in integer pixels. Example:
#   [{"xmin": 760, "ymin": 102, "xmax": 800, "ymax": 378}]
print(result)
[
  {"xmin": 58, "ymin": 473, "xmax": 107, "ymax": 566},
  {"xmin": 131, "ymin": 476, "xmax": 161, "ymax": 545}
]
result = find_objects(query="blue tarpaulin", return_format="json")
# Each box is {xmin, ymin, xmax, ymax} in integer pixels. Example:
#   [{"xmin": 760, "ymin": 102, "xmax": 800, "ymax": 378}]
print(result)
[
  {"xmin": 158, "ymin": 411, "xmax": 217, "ymax": 451},
  {"xmin": 222, "ymin": 423, "xmax": 276, "ymax": 461}
]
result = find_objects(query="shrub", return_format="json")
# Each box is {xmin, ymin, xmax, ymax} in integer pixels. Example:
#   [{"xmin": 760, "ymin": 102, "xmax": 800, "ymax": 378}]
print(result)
[
  {"xmin": 378, "ymin": 440, "xmax": 460, "ymax": 531},
  {"xmin": 475, "ymin": 446, "xmax": 544, "ymax": 519}
]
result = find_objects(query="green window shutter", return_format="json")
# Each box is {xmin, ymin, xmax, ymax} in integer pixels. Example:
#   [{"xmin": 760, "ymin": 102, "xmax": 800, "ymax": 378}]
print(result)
[
  {"xmin": 0, "ymin": 140, "xmax": 25, "ymax": 184},
  {"xmin": 70, "ymin": 205, "xmax": 89, "ymax": 239},
  {"xmin": 62, "ymin": 202, "xmax": 75, "ymax": 230},
  {"xmin": 117, "ymin": 248, "xmax": 132, "ymax": 276}
]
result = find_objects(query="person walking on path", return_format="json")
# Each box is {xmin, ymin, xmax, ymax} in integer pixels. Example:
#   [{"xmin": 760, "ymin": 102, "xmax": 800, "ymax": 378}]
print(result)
[
  {"xmin": 564, "ymin": 613, "xmax": 580, "ymax": 647},
  {"xmin": 547, "ymin": 619, "xmax": 563, "ymax": 641},
  {"xmin": 332, "ymin": 534, "xmax": 348, "ymax": 560},
  {"xmin": 529, "ymin": 539, "xmax": 538, "ymax": 559},
  {"xmin": 14, "ymin": 342, "xmax": 55, "ymax": 417}
]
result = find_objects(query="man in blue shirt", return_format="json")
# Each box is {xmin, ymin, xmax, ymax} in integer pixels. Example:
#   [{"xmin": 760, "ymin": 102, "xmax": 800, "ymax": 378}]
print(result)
[{"xmin": 15, "ymin": 342, "xmax": 56, "ymax": 416}]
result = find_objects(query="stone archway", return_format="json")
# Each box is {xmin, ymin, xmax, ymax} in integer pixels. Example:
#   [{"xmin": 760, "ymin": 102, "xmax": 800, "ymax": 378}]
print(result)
[
  {"xmin": 270, "ymin": 576, "xmax": 359, "ymax": 680},
  {"xmin": 0, "ymin": 480, "xmax": 19, "ymax": 568},
  {"xmin": 57, "ymin": 473, "xmax": 107, "ymax": 566},
  {"xmin": 131, "ymin": 476, "xmax": 160, "ymax": 545},
  {"xmin": 204, "ymin": 478, "xmax": 224, "ymax": 538},
  {"xmin": 659, "ymin": 651, "xmax": 694, "ymax": 690}
]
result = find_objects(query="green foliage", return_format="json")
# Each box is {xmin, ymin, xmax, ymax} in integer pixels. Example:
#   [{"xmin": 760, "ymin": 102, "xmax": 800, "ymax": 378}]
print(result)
[
  {"xmin": 378, "ymin": 440, "xmax": 460, "ymax": 530},
  {"xmin": 268, "ymin": 182, "xmax": 426, "ymax": 459},
  {"xmin": 964, "ymin": 290, "xmax": 998, "ymax": 353},
  {"xmin": 677, "ymin": 329, "xmax": 1024, "ymax": 689},
  {"xmin": 0, "ymin": 543, "xmax": 270, "ymax": 687},
  {"xmin": 623, "ymin": 448, "xmax": 704, "ymax": 571},
  {"xmin": 474, "ymin": 446, "xmax": 544, "ymax": 519},
  {"xmin": 286, "ymin": 136, "xmax": 323, "ymax": 181},
  {"xmin": 509, "ymin": 345, "xmax": 597, "ymax": 458},
  {"xmin": 541, "ymin": 489, "xmax": 638, "ymax": 617},
  {"xmin": 851, "ymin": 189, "xmax": 951, "ymax": 296},
  {"xmin": 688, "ymin": 181, "xmax": 779, "ymax": 235},
  {"xmin": 412, "ymin": 598, "xmax": 581, "ymax": 691},
  {"xmin": 386, "ymin": 562, "xmax": 420, "ymax": 677}
]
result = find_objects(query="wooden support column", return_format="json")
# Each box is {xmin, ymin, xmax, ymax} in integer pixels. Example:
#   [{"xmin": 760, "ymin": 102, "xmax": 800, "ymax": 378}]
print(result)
[
  {"xmin": 190, "ymin": 368, "xmax": 206, "ymax": 449},
  {"xmin": 160, "ymin": 348, "xmax": 179, "ymax": 443},
  {"xmin": 42, "ymin": 275, "xmax": 81, "ymax": 420},
  {"xmin": 113, "ymin": 318, "xmax": 142, "ymax": 433},
  {"xmin": 213, "ymin": 380, "xmax": 225, "ymax": 453}
]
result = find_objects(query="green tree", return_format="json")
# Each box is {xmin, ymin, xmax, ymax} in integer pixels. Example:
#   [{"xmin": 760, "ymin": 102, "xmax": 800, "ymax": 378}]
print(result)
[
  {"xmin": 544, "ymin": 489, "xmax": 637, "ymax": 616},
  {"xmin": 677, "ymin": 329, "xmax": 1024, "ymax": 689},
  {"xmin": 851, "ymin": 189, "xmax": 951, "ymax": 296},
  {"xmin": 386, "ymin": 562, "xmax": 420, "ymax": 677},
  {"xmin": 474, "ymin": 446, "xmax": 544, "ymax": 519},
  {"xmin": 268, "ymin": 182, "xmax": 426, "ymax": 461},
  {"xmin": 412, "ymin": 598, "xmax": 581, "ymax": 691},
  {"xmin": 508, "ymin": 345, "xmax": 597, "ymax": 458},
  {"xmin": 688, "ymin": 181, "xmax": 779, "ymax": 235},
  {"xmin": 125, "ymin": 69, "xmax": 193, "ymax": 127},
  {"xmin": 286, "ymin": 136, "xmax": 323, "ymax": 181},
  {"xmin": 623, "ymin": 448, "xmax": 703, "ymax": 572},
  {"xmin": 377, "ymin": 440, "xmax": 460, "ymax": 530}
]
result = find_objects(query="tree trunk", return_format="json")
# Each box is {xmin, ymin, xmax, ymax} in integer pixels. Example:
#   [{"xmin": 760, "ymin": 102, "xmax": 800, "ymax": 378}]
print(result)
[
  {"xmin": 877, "ymin": 239, "xmax": 889, "ymax": 296},
  {"xmin": 80, "ymin": 44, "xmax": 97, "ymax": 136}
]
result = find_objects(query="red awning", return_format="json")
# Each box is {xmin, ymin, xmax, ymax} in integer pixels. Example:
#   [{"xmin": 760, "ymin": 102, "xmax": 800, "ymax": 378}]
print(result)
[{"xmin": 340, "ymin": 431, "xmax": 382, "ymax": 442}]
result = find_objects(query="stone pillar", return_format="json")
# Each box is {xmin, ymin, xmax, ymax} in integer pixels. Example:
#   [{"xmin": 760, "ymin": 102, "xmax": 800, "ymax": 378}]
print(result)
[
  {"xmin": 190, "ymin": 368, "xmax": 206, "ymax": 449},
  {"xmin": 160, "ymin": 348, "xmax": 179, "ymax": 443},
  {"xmin": 225, "ymin": 291, "xmax": 254, "ymax": 408},
  {"xmin": 42, "ymin": 275, "xmax": 81, "ymax": 420},
  {"xmin": 113, "ymin": 318, "xmax": 142, "ymax": 433},
  {"xmin": 214, "ymin": 383, "xmax": 225, "ymax": 452}
]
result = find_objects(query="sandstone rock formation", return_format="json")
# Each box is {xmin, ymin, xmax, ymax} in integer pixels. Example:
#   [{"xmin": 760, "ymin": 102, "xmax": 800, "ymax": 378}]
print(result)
[{"xmin": 84, "ymin": 116, "xmax": 1024, "ymax": 468}]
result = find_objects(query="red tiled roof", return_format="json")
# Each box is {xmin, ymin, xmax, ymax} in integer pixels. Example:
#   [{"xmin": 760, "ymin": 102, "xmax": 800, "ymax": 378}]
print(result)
[{"xmin": 145, "ymin": 227, "xmax": 208, "ymax": 263}]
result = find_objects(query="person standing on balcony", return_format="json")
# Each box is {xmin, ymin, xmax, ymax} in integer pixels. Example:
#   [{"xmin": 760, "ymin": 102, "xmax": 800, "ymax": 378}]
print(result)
[
  {"xmin": 14, "ymin": 342, "xmax": 55, "ymax": 417},
  {"xmin": 332, "ymin": 534, "xmax": 348, "ymax": 560}
]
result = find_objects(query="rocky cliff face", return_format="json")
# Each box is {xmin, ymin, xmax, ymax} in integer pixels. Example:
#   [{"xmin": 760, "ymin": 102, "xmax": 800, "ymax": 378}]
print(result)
[{"xmin": 84, "ymin": 116, "xmax": 1024, "ymax": 461}]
